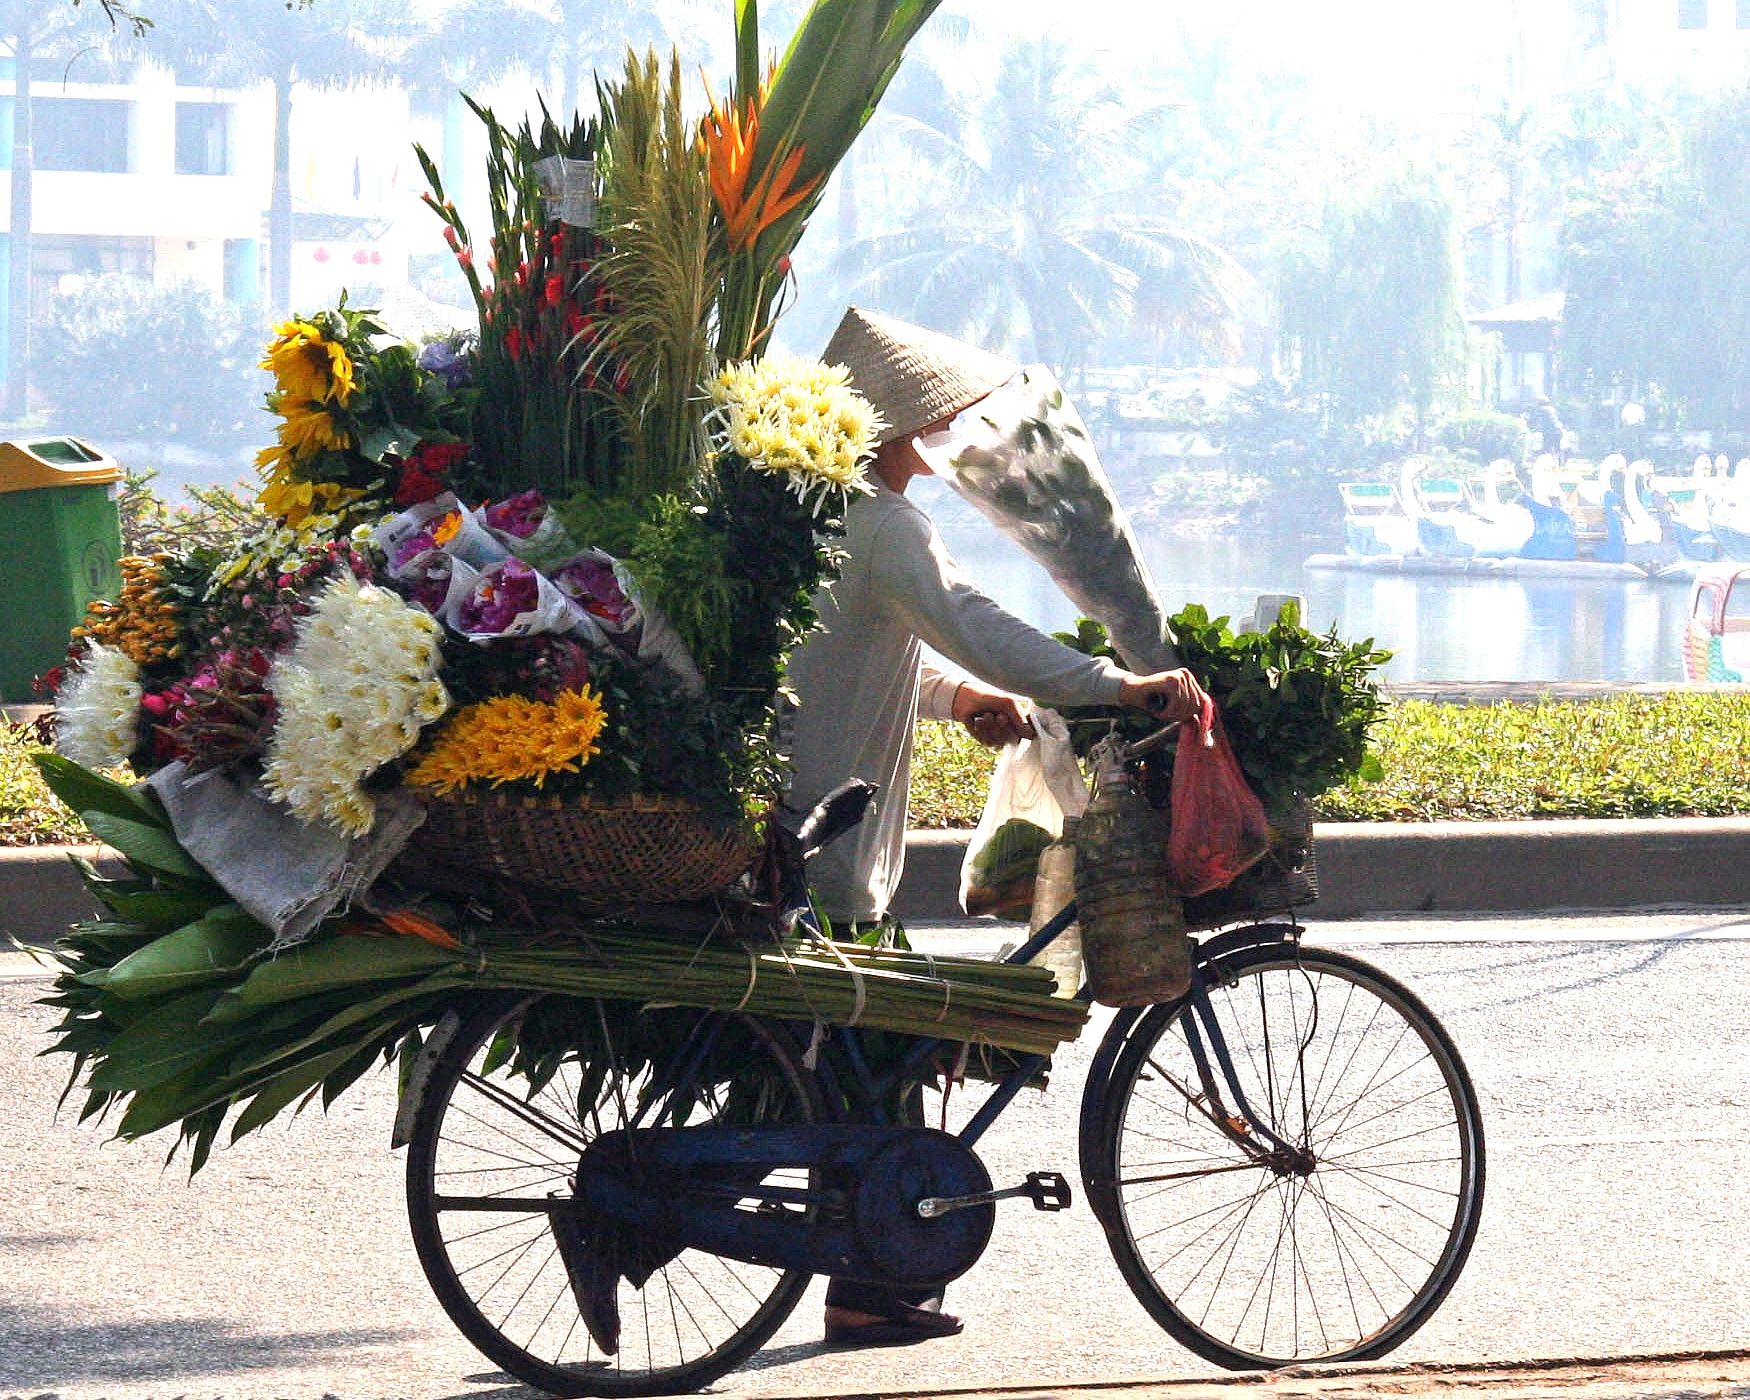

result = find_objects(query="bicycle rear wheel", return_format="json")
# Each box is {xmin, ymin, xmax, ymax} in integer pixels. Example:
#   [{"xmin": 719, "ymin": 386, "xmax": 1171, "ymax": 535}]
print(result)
[
  {"xmin": 1095, "ymin": 944, "xmax": 1484, "ymax": 1369},
  {"xmin": 406, "ymin": 997, "xmax": 821, "ymax": 1397}
]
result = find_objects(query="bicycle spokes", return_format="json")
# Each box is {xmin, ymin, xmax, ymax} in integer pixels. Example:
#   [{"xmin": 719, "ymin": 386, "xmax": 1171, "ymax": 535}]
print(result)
[{"xmin": 1106, "ymin": 949, "xmax": 1483, "ymax": 1369}]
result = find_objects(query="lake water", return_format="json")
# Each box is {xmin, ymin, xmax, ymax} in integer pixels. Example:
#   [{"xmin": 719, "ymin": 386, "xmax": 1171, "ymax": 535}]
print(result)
[{"xmin": 916, "ymin": 481, "xmax": 1690, "ymax": 684}]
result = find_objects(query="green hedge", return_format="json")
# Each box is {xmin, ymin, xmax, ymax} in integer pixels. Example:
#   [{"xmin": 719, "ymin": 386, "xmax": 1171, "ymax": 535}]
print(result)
[
  {"xmin": 910, "ymin": 693, "xmax": 1750, "ymax": 826},
  {"xmin": 9, "ymin": 693, "xmax": 1750, "ymax": 846}
]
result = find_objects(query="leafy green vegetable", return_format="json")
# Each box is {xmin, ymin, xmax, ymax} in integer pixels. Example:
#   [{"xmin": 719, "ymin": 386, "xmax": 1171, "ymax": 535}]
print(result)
[{"xmin": 1055, "ymin": 607, "xmax": 1391, "ymax": 809}]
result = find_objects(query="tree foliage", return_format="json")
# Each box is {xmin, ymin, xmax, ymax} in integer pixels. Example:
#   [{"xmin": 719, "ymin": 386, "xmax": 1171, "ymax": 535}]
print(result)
[
  {"xmin": 1561, "ymin": 87, "xmax": 1750, "ymax": 426},
  {"xmin": 1276, "ymin": 167, "xmax": 1465, "ymax": 433},
  {"xmin": 831, "ymin": 37, "xmax": 1246, "ymax": 373},
  {"xmin": 32, "ymin": 275, "xmax": 265, "ymax": 447}
]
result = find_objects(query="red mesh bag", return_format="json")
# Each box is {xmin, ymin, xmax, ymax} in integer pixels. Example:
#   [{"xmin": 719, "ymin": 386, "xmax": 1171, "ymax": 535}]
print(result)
[{"xmin": 1166, "ymin": 695, "xmax": 1273, "ymax": 897}]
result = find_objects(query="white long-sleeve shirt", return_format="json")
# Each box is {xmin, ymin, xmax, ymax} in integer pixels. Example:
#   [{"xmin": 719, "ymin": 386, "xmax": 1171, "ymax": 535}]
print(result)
[{"xmin": 784, "ymin": 484, "xmax": 1126, "ymax": 922}]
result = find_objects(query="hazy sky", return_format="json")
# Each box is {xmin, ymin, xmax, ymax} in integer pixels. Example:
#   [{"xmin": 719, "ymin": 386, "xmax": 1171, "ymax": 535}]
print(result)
[{"xmin": 935, "ymin": 0, "xmax": 1553, "ymax": 114}]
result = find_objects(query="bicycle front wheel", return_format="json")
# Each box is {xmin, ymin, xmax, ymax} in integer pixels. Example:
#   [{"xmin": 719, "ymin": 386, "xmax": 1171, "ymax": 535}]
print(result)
[
  {"xmin": 1096, "ymin": 944, "xmax": 1484, "ymax": 1369},
  {"xmin": 406, "ymin": 997, "xmax": 822, "ymax": 1397}
]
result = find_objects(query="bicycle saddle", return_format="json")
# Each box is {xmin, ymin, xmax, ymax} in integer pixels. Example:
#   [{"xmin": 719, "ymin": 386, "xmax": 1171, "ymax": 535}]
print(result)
[{"xmin": 794, "ymin": 779, "xmax": 877, "ymax": 861}]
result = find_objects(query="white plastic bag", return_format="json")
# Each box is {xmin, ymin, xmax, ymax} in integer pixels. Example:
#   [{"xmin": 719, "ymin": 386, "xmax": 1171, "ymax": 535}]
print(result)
[{"xmin": 958, "ymin": 707, "xmax": 1089, "ymax": 919}]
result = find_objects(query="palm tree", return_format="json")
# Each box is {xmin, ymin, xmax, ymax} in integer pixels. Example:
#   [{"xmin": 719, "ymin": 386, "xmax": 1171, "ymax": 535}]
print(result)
[
  {"xmin": 831, "ymin": 37, "xmax": 1245, "ymax": 374},
  {"xmin": 0, "ymin": 1, "xmax": 124, "ymax": 415},
  {"xmin": 502, "ymin": 0, "xmax": 712, "ymax": 123},
  {"xmin": 143, "ymin": 0, "xmax": 407, "ymax": 314},
  {"xmin": 400, "ymin": 0, "xmax": 551, "ymax": 217}
]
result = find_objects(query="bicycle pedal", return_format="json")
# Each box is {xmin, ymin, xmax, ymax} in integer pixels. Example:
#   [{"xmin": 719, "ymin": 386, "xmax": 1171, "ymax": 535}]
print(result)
[{"xmin": 1024, "ymin": 1171, "xmax": 1072, "ymax": 1211}]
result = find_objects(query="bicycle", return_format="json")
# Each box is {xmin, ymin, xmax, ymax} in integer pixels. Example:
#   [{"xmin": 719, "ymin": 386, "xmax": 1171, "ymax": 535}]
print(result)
[{"xmin": 395, "ymin": 722, "xmax": 1487, "ymax": 1397}]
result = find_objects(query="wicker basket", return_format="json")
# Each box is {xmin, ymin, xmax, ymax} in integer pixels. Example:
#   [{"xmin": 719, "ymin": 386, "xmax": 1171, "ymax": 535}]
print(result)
[
  {"xmin": 403, "ymin": 789, "xmax": 763, "ymax": 902},
  {"xmin": 1181, "ymin": 797, "xmax": 1318, "ymax": 931}
]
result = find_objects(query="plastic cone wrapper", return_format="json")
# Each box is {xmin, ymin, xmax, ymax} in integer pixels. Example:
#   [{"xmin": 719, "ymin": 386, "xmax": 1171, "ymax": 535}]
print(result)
[
  {"xmin": 454, "ymin": 557, "xmax": 596, "ymax": 644},
  {"xmin": 552, "ymin": 550, "xmax": 706, "ymax": 695},
  {"xmin": 372, "ymin": 492, "xmax": 510, "ymax": 572},
  {"xmin": 914, "ymin": 366, "xmax": 1180, "ymax": 673},
  {"xmin": 481, "ymin": 489, "xmax": 583, "ymax": 571},
  {"xmin": 389, "ymin": 547, "xmax": 481, "ymax": 624}
]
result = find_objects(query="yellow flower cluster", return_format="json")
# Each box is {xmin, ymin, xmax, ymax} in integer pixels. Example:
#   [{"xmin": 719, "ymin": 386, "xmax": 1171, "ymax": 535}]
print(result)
[
  {"xmin": 74, "ymin": 555, "xmax": 180, "ymax": 666},
  {"xmin": 256, "ymin": 319, "xmax": 358, "ymax": 526},
  {"xmin": 208, "ymin": 511, "xmax": 349, "ymax": 595},
  {"xmin": 262, "ymin": 318, "xmax": 355, "ymax": 408},
  {"xmin": 406, "ymin": 688, "xmax": 608, "ymax": 794},
  {"xmin": 708, "ymin": 352, "xmax": 882, "ymax": 513}
]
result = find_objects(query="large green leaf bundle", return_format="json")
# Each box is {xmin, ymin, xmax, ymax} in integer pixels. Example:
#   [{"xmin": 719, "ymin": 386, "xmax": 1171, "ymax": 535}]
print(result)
[{"xmin": 31, "ymin": 755, "xmax": 1085, "ymax": 1173}]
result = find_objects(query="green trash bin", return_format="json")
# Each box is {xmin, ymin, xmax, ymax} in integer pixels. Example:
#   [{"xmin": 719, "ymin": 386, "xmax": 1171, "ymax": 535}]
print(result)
[{"xmin": 0, "ymin": 437, "xmax": 124, "ymax": 702}]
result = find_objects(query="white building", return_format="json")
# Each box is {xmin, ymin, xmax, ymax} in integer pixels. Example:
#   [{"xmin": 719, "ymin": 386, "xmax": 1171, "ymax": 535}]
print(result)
[
  {"xmin": 1571, "ymin": 0, "xmax": 1750, "ymax": 86},
  {"xmin": 0, "ymin": 56, "xmax": 423, "ymax": 392},
  {"xmin": 0, "ymin": 62, "xmax": 272, "ymax": 310}
]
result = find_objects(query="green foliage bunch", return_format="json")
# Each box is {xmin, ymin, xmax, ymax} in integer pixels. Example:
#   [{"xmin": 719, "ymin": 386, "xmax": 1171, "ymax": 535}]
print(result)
[
  {"xmin": 1052, "ymin": 608, "xmax": 1390, "ymax": 812},
  {"xmin": 32, "ymin": 275, "xmax": 263, "ymax": 448}
]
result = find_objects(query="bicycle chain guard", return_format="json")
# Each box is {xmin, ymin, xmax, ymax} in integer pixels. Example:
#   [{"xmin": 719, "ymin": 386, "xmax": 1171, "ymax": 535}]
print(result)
[{"xmin": 571, "ymin": 1124, "xmax": 996, "ymax": 1289}]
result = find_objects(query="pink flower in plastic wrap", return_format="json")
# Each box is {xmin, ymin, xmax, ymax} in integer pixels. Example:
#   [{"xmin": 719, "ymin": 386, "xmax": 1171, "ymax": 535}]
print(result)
[
  {"xmin": 458, "ymin": 558, "xmax": 541, "ymax": 634},
  {"xmin": 407, "ymin": 559, "xmax": 454, "ymax": 617},
  {"xmin": 484, "ymin": 489, "xmax": 548, "ymax": 539},
  {"xmin": 391, "ymin": 528, "xmax": 441, "ymax": 573},
  {"xmin": 553, "ymin": 554, "xmax": 634, "ymax": 626}
]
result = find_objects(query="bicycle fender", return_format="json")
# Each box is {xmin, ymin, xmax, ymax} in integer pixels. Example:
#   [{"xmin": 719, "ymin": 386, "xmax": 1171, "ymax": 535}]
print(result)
[
  {"xmin": 1077, "ymin": 1005, "xmax": 1145, "ymax": 1228},
  {"xmin": 392, "ymin": 1009, "xmax": 465, "ymax": 1150},
  {"xmin": 391, "ymin": 993, "xmax": 540, "ymax": 1150}
]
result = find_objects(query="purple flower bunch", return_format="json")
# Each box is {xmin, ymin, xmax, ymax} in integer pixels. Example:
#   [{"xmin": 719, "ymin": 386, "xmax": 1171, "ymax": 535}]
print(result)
[
  {"xmin": 553, "ymin": 554, "xmax": 633, "ymax": 627},
  {"xmin": 484, "ymin": 488, "xmax": 548, "ymax": 540},
  {"xmin": 457, "ymin": 557, "xmax": 541, "ymax": 634}
]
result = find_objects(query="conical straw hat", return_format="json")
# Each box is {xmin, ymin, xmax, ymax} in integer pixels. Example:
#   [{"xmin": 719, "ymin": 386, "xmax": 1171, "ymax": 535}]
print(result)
[{"xmin": 822, "ymin": 307, "xmax": 1019, "ymax": 445}]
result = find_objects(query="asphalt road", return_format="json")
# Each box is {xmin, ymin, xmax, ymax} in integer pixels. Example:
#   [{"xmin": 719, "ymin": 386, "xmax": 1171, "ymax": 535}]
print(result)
[{"xmin": 4, "ymin": 907, "xmax": 1750, "ymax": 1400}]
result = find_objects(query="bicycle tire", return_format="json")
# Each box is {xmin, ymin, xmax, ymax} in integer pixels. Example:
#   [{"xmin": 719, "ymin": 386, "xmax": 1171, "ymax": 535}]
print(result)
[
  {"xmin": 406, "ymin": 996, "xmax": 822, "ymax": 1397},
  {"xmin": 1091, "ymin": 944, "xmax": 1485, "ymax": 1370}
]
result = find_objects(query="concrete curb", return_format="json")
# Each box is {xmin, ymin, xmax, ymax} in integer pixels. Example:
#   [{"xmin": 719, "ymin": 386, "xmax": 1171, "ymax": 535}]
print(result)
[
  {"xmin": 759, "ymin": 1347, "xmax": 1750, "ymax": 1400},
  {"xmin": 0, "ymin": 845, "xmax": 122, "ymax": 948},
  {"xmin": 5, "ymin": 818, "xmax": 1749, "ymax": 945},
  {"xmin": 888, "ymin": 818, "xmax": 1750, "ymax": 923}
]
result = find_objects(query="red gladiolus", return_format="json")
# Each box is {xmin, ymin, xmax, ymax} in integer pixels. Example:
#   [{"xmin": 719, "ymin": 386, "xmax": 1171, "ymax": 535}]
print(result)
[
  {"xmin": 505, "ymin": 327, "xmax": 525, "ymax": 362},
  {"xmin": 544, "ymin": 274, "xmax": 564, "ymax": 307}
]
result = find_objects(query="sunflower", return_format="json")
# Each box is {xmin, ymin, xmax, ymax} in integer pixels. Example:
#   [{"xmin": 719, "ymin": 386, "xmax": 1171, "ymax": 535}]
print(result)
[{"xmin": 261, "ymin": 319, "xmax": 356, "ymax": 406}]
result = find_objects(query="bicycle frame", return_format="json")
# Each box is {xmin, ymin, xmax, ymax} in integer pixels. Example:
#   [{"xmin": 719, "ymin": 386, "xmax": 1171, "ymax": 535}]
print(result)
[{"xmin": 808, "ymin": 904, "xmax": 1308, "ymax": 1161}]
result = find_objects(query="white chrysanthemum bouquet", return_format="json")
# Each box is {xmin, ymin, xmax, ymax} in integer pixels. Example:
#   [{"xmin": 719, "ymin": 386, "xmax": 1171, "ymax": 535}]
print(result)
[{"xmin": 261, "ymin": 576, "xmax": 450, "ymax": 835}]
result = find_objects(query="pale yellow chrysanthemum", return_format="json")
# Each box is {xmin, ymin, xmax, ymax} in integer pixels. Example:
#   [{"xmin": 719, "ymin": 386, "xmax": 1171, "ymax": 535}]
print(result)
[
  {"xmin": 55, "ymin": 643, "xmax": 143, "ymax": 771},
  {"xmin": 260, "ymin": 575, "xmax": 450, "ymax": 835},
  {"xmin": 707, "ymin": 351, "xmax": 882, "ymax": 514}
]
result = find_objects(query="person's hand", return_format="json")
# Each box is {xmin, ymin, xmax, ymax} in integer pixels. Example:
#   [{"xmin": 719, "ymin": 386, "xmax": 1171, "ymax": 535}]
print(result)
[
  {"xmin": 950, "ymin": 679, "xmax": 1034, "ymax": 748},
  {"xmin": 1117, "ymin": 668, "xmax": 1207, "ymax": 724}
]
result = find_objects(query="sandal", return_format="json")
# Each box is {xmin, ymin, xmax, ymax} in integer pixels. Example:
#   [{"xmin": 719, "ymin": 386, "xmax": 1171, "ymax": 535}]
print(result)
[{"xmin": 823, "ymin": 1301, "xmax": 965, "ymax": 1347}]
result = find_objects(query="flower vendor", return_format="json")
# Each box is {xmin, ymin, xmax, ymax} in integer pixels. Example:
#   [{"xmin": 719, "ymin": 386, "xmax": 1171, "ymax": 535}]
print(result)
[{"xmin": 788, "ymin": 307, "xmax": 1210, "ymax": 1347}]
